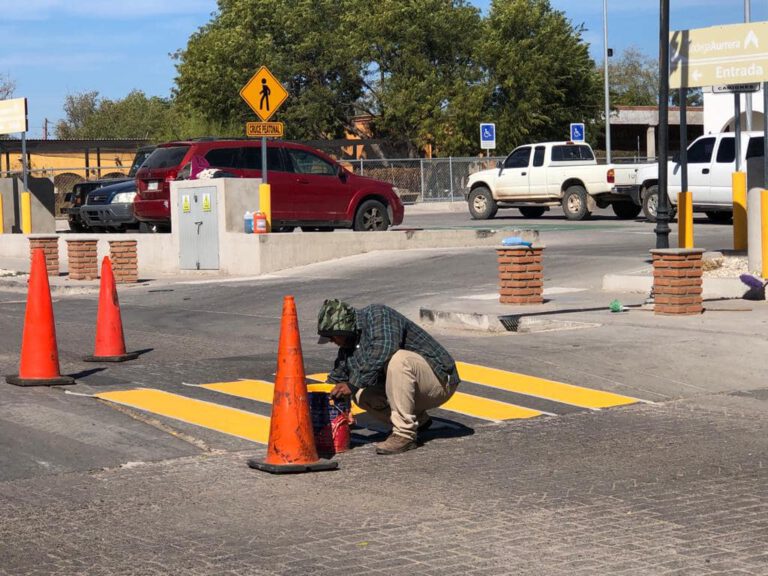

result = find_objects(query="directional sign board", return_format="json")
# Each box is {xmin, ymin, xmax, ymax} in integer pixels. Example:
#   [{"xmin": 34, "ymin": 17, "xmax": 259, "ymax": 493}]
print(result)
[
  {"xmin": 480, "ymin": 123, "xmax": 496, "ymax": 150},
  {"xmin": 0, "ymin": 97, "xmax": 27, "ymax": 134},
  {"xmin": 670, "ymin": 21, "xmax": 768, "ymax": 89},
  {"xmin": 570, "ymin": 123, "xmax": 585, "ymax": 142},
  {"xmin": 240, "ymin": 66, "xmax": 288, "ymax": 122},
  {"xmin": 712, "ymin": 83, "xmax": 760, "ymax": 94}
]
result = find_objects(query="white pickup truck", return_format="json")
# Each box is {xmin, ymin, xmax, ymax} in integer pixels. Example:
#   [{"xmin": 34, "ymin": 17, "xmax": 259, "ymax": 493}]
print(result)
[
  {"xmin": 614, "ymin": 131, "xmax": 765, "ymax": 222},
  {"xmin": 465, "ymin": 141, "xmax": 640, "ymax": 221}
]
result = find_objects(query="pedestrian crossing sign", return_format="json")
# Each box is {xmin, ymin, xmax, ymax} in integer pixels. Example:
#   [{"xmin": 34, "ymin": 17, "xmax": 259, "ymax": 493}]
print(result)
[{"xmin": 240, "ymin": 66, "xmax": 289, "ymax": 122}]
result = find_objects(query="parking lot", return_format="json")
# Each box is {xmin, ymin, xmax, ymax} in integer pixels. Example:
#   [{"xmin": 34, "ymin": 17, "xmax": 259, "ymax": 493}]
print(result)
[{"xmin": 2, "ymin": 215, "xmax": 767, "ymax": 575}]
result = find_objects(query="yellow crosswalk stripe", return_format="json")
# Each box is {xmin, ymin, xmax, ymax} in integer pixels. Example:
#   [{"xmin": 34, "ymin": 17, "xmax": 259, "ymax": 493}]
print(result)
[
  {"xmin": 196, "ymin": 379, "xmax": 365, "ymax": 416},
  {"xmin": 442, "ymin": 392, "xmax": 541, "ymax": 420},
  {"xmin": 95, "ymin": 388, "xmax": 271, "ymax": 444},
  {"xmin": 306, "ymin": 373, "xmax": 543, "ymax": 421},
  {"xmin": 456, "ymin": 362, "xmax": 639, "ymax": 409}
]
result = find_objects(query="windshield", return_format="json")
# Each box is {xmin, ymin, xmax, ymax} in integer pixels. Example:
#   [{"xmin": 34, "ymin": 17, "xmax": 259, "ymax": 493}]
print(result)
[
  {"xmin": 128, "ymin": 148, "xmax": 156, "ymax": 177},
  {"xmin": 141, "ymin": 146, "xmax": 190, "ymax": 170}
]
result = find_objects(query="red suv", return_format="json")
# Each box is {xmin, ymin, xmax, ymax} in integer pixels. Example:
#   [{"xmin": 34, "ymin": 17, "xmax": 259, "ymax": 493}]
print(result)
[{"xmin": 134, "ymin": 139, "xmax": 404, "ymax": 232}]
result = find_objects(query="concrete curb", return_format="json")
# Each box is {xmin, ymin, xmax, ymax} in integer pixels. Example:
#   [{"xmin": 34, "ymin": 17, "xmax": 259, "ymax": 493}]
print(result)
[
  {"xmin": 602, "ymin": 273, "xmax": 749, "ymax": 299},
  {"xmin": 419, "ymin": 307, "xmax": 602, "ymax": 334}
]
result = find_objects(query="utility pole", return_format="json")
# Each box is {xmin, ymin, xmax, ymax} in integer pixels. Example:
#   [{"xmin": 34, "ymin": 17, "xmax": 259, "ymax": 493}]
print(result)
[
  {"xmin": 603, "ymin": 0, "xmax": 612, "ymax": 163},
  {"xmin": 43, "ymin": 118, "xmax": 49, "ymax": 140},
  {"xmin": 745, "ymin": 0, "xmax": 753, "ymax": 131}
]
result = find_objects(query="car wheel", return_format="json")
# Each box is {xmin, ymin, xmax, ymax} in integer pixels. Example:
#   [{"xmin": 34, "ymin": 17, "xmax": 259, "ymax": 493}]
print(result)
[
  {"xmin": 353, "ymin": 200, "xmax": 390, "ymax": 231},
  {"xmin": 139, "ymin": 222, "xmax": 159, "ymax": 233},
  {"xmin": 69, "ymin": 221, "xmax": 86, "ymax": 233},
  {"xmin": 612, "ymin": 202, "xmax": 642, "ymax": 219},
  {"xmin": 642, "ymin": 185, "xmax": 658, "ymax": 222},
  {"xmin": 705, "ymin": 211, "xmax": 732, "ymax": 224},
  {"xmin": 562, "ymin": 185, "xmax": 591, "ymax": 220},
  {"xmin": 518, "ymin": 206, "xmax": 547, "ymax": 218},
  {"xmin": 468, "ymin": 186, "xmax": 497, "ymax": 220}
]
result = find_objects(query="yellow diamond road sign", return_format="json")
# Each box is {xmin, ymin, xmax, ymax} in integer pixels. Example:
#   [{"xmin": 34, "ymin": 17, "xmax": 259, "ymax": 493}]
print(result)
[
  {"xmin": 670, "ymin": 21, "xmax": 768, "ymax": 89},
  {"xmin": 240, "ymin": 66, "xmax": 288, "ymax": 122}
]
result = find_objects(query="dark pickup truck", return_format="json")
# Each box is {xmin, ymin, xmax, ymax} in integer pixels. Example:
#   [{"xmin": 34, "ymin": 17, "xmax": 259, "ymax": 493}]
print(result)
[{"xmin": 64, "ymin": 145, "xmax": 154, "ymax": 232}]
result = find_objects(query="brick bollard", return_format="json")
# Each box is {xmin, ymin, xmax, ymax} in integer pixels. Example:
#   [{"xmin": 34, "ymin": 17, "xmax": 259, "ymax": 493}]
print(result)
[
  {"xmin": 29, "ymin": 236, "xmax": 60, "ymax": 277},
  {"xmin": 651, "ymin": 248, "xmax": 705, "ymax": 316},
  {"xmin": 497, "ymin": 246, "xmax": 544, "ymax": 304},
  {"xmin": 108, "ymin": 240, "xmax": 138, "ymax": 284},
  {"xmin": 66, "ymin": 239, "xmax": 99, "ymax": 280}
]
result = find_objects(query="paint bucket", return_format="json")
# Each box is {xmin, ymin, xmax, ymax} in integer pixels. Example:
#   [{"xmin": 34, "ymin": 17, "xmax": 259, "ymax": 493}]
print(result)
[{"xmin": 307, "ymin": 384, "xmax": 353, "ymax": 456}]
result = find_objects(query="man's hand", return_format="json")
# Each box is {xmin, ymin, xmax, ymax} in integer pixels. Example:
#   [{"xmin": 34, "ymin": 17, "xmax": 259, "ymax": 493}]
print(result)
[{"xmin": 329, "ymin": 382, "xmax": 353, "ymax": 399}]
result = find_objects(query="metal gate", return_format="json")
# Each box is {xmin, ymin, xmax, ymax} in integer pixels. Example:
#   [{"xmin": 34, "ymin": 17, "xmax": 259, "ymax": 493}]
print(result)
[{"xmin": 178, "ymin": 186, "xmax": 219, "ymax": 270}]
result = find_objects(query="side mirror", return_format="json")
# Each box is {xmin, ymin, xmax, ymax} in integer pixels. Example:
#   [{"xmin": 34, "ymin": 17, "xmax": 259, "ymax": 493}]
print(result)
[
  {"xmin": 64, "ymin": 193, "xmax": 73, "ymax": 203},
  {"xmin": 337, "ymin": 165, "xmax": 348, "ymax": 182},
  {"xmin": 496, "ymin": 160, "xmax": 502, "ymax": 169}
]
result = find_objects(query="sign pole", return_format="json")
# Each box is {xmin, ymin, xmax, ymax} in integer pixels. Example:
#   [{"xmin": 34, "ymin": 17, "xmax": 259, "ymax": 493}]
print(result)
[{"xmin": 20, "ymin": 131, "xmax": 28, "ymax": 192}]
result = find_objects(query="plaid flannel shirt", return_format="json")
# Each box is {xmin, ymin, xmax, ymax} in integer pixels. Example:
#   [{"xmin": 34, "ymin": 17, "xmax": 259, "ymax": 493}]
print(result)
[{"xmin": 327, "ymin": 304, "xmax": 460, "ymax": 392}]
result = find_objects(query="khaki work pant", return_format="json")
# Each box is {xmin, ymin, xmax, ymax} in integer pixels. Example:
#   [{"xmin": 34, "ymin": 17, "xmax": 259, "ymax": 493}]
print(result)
[{"xmin": 354, "ymin": 349, "xmax": 458, "ymax": 441}]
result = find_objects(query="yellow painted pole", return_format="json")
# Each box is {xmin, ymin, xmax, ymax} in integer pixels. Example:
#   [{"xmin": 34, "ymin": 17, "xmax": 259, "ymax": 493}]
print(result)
[
  {"xmin": 0, "ymin": 195, "xmax": 4, "ymax": 234},
  {"xmin": 762, "ymin": 189, "xmax": 768, "ymax": 279},
  {"xmin": 21, "ymin": 191, "xmax": 32, "ymax": 234},
  {"xmin": 677, "ymin": 190, "xmax": 693, "ymax": 248},
  {"xmin": 733, "ymin": 171, "xmax": 747, "ymax": 251},
  {"xmin": 259, "ymin": 183, "xmax": 272, "ymax": 232}
]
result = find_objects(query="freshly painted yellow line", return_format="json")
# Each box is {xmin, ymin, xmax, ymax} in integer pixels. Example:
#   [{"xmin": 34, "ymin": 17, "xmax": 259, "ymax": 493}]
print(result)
[
  {"xmin": 456, "ymin": 362, "xmax": 638, "ymax": 409},
  {"xmin": 306, "ymin": 373, "xmax": 542, "ymax": 421},
  {"xmin": 95, "ymin": 388, "xmax": 271, "ymax": 444},
  {"xmin": 442, "ymin": 392, "xmax": 541, "ymax": 420},
  {"xmin": 198, "ymin": 379, "xmax": 275, "ymax": 404},
  {"xmin": 196, "ymin": 379, "xmax": 365, "ymax": 416}
]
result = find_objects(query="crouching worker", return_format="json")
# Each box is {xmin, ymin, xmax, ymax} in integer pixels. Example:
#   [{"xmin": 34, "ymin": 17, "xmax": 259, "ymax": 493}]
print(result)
[{"xmin": 317, "ymin": 299, "xmax": 460, "ymax": 455}]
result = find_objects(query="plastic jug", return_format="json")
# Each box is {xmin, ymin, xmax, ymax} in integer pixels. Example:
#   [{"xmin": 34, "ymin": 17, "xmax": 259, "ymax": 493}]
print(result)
[{"xmin": 243, "ymin": 210, "xmax": 254, "ymax": 234}]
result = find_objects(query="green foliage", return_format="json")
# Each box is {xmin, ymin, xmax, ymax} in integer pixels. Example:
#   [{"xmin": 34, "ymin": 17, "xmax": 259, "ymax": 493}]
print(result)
[
  {"xmin": 55, "ymin": 91, "xmax": 173, "ymax": 139},
  {"xmin": 350, "ymin": 0, "xmax": 484, "ymax": 156},
  {"xmin": 604, "ymin": 47, "xmax": 658, "ymax": 106},
  {"xmin": 173, "ymin": 0, "xmax": 365, "ymax": 140},
  {"xmin": 476, "ymin": 0, "xmax": 601, "ymax": 152}
]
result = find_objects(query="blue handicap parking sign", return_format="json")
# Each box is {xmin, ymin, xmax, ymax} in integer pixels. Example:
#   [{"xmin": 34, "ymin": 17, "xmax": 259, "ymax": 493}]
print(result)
[
  {"xmin": 570, "ymin": 123, "xmax": 585, "ymax": 142},
  {"xmin": 480, "ymin": 123, "xmax": 496, "ymax": 149}
]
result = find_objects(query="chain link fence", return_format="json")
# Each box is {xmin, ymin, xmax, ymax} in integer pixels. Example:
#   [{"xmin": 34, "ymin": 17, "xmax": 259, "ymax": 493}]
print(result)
[
  {"xmin": 350, "ymin": 156, "xmax": 505, "ymax": 204},
  {"xmin": 1, "ymin": 166, "xmax": 130, "ymax": 217}
]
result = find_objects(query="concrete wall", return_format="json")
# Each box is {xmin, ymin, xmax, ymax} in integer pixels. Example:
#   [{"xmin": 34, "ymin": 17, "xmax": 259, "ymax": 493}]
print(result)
[{"xmin": 0, "ymin": 177, "xmax": 55, "ymax": 233}]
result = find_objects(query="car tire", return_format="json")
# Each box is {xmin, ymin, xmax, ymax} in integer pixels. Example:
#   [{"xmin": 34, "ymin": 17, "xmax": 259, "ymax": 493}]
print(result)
[
  {"xmin": 518, "ymin": 206, "xmax": 547, "ymax": 218},
  {"xmin": 468, "ymin": 186, "xmax": 498, "ymax": 220},
  {"xmin": 612, "ymin": 202, "xmax": 642, "ymax": 219},
  {"xmin": 705, "ymin": 211, "xmax": 732, "ymax": 224},
  {"xmin": 139, "ymin": 222, "xmax": 160, "ymax": 233},
  {"xmin": 642, "ymin": 185, "xmax": 659, "ymax": 222},
  {"xmin": 353, "ymin": 199, "xmax": 390, "ymax": 231},
  {"xmin": 562, "ymin": 185, "xmax": 591, "ymax": 220}
]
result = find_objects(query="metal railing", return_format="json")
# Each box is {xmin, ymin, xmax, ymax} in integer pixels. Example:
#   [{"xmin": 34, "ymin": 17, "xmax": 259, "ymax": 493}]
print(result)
[{"xmin": 351, "ymin": 156, "xmax": 504, "ymax": 203}]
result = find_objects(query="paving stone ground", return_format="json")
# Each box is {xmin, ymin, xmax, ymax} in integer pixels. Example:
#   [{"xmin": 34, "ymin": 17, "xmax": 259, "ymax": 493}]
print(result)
[{"xmin": 1, "ymin": 393, "xmax": 767, "ymax": 576}]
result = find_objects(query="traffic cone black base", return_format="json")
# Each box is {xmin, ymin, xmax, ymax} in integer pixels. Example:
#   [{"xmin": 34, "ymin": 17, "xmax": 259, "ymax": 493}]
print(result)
[
  {"xmin": 5, "ymin": 374, "xmax": 75, "ymax": 387},
  {"xmin": 83, "ymin": 351, "xmax": 139, "ymax": 363},
  {"xmin": 247, "ymin": 457, "xmax": 338, "ymax": 475}
]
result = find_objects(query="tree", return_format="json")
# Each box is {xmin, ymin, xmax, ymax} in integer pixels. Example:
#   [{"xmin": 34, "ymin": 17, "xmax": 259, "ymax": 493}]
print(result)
[
  {"xmin": 55, "ymin": 91, "xmax": 173, "ymax": 139},
  {"xmin": 602, "ymin": 47, "xmax": 703, "ymax": 108},
  {"xmin": 0, "ymin": 73, "xmax": 15, "ymax": 100},
  {"xmin": 477, "ymin": 0, "xmax": 602, "ymax": 151},
  {"xmin": 349, "ymin": 0, "xmax": 484, "ymax": 156},
  {"xmin": 173, "ymin": 0, "xmax": 365, "ymax": 140}
]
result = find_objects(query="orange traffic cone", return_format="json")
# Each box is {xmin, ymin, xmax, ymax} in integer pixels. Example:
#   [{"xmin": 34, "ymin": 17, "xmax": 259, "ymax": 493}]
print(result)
[
  {"xmin": 84, "ymin": 257, "xmax": 138, "ymax": 362},
  {"xmin": 248, "ymin": 296, "xmax": 338, "ymax": 474},
  {"xmin": 5, "ymin": 249, "xmax": 74, "ymax": 386}
]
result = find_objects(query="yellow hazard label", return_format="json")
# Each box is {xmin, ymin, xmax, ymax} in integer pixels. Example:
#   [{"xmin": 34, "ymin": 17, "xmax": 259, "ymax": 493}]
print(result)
[
  {"xmin": 182, "ymin": 195, "xmax": 191, "ymax": 213},
  {"xmin": 202, "ymin": 193, "xmax": 211, "ymax": 212}
]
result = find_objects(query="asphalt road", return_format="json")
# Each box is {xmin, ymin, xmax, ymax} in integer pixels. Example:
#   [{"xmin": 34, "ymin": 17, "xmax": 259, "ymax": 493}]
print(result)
[{"xmin": 2, "ymin": 215, "xmax": 766, "ymax": 575}]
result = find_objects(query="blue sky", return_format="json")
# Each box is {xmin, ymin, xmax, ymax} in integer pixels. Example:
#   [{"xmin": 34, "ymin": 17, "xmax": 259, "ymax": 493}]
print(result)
[{"xmin": 2, "ymin": 0, "xmax": 766, "ymax": 138}]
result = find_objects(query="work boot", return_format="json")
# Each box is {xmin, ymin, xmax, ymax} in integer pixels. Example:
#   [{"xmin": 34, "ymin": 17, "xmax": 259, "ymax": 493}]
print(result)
[{"xmin": 375, "ymin": 434, "xmax": 416, "ymax": 455}]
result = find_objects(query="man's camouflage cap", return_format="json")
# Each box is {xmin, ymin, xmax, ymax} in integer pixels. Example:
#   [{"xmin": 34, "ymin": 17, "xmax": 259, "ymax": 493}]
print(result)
[{"xmin": 317, "ymin": 299, "xmax": 357, "ymax": 337}]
